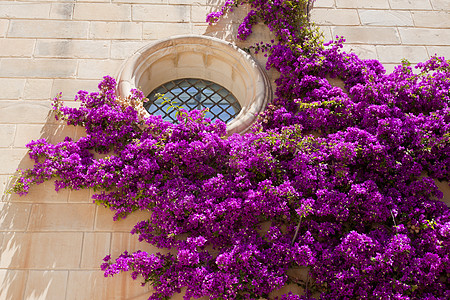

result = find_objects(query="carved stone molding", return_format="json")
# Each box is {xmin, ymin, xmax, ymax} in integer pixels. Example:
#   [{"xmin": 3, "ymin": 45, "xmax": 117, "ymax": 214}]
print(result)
[{"xmin": 116, "ymin": 35, "xmax": 272, "ymax": 134}]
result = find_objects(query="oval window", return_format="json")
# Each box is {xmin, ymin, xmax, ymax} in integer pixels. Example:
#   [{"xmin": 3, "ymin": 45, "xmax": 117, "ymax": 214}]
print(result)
[
  {"xmin": 116, "ymin": 35, "xmax": 272, "ymax": 134},
  {"xmin": 145, "ymin": 78, "xmax": 241, "ymax": 123}
]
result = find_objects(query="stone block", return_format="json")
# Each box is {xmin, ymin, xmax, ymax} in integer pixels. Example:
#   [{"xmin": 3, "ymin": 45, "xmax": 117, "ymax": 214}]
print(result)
[
  {"xmin": 95, "ymin": 206, "xmax": 150, "ymax": 232},
  {"xmin": 359, "ymin": 10, "xmax": 413, "ymax": 26},
  {"xmin": 412, "ymin": 11, "xmax": 450, "ymax": 28},
  {"xmin": 13, "ymin": 123, "xmax": 78, "ymax": 148},
  {"xmin": 68, "ymin": 188, "xmax": 92, "ymax": 203},
  {"xmin": 0, "ymin": 149, "xmax": 29, "ymax": 175},
  {"xmin": 132, "ymin": 4, "xmax": 190, "ymax": 22},
  {"xmin": 0, "ymin": 3, "xmax": 51, "ymax": 19},
  {"xmin": 89, "ymin": 21, "xmax": 142, "ymax": 40},
  {"xmin": 383, "ymin": 63, "xmax": 399, "ymax": 74},
  {"xmin": 0, "ymin": 58, "xmax": 78, "ymax": 78},
  {"xmin": 8, "ymin": 20, "xmax": 89, "ymax": 39},
  {"xmin": 270, "ymin": 283, "xmax": 304, "ymax": 299},
  {"xmin": 77, "ymin": 59, "xmax": 123, "ymax": 80},
  {"xmin": 111, "ymin": 41, "xmax": 149, "ymax": 59},
  {"xmin": 111, "ymin": 232, "xmax": 162, "ymax": 258},
  {"xmin": 4, "ymin": 179, "xmax": 70, "ymax": 204},
  {"xmin": 336, "ymin": 0, "xmax": 389, "ymax": 9},
  {"xmin": 399, "ymin": 28, "xmax": 450, "ymax": 45},
  {"xmin": 23, "ymin": 79, "xmax": 54, "ymax": 100},
  {"xmin": 0, "ymin": 270, "xmax": 28, "ymax": 300},
  {"xmin": 376, "ymin": 45, "xmax": 429, "ymax": 63},
  {"xmin": 52, "ymin": 79, "xmax": 100, "ymax": 100},
  {"xmin": 143, "ymin": 22, "xmax": 193, "ymax": 39},
  {"xmin": 114, "ymin": 0, "xmax": 166, "ymax": 3},
  {"xmin": 313, "ymin": 0, "xmax": 336, "ymax": 8},
  {"xmin": 74, "ymin": 3, "xmax": 131, "ymax": 21},
  {"xmin": 0, "ymin": 19, "xmax": 8, "ymax": 37},
  {"xmin": 80, "ymin": 232, "xmax": 111, "ymax": 268},
  {"xmin": 66, "ymin": 270, "xmax": 151, "ymax": 300},
  {"xmin": 427, "ymin": 46, "xmax": 450, "ymax": 58},
  {"xmin": 202, "ymin": 23, "xmax": 244, "ymax": 44},
  {"xmin": 28, "ymin": 203, "xmax": 95, "ymax": 231},
  {"xmin": 0, "ymin": 101, "xmax": 53, "ymax": 125},
  {"xmin": 435, "ymin": 180, "xmax": 450, "ymax": 207},
  {"xmin": 341, "ymin": 44, "xmax": 378, "ymax": 60},
  {"xmin": 320, "ymin": 26, "xmax": 334, "ymax": 43},
  {"xmin": 310, "ymin": 8, "xmax": 360, "ymax": 26},
  {"xmin": 0, "ymin": 175, "xmax": 8, "ymax": 197},
  {"xmin": 0, "ymin": 232, "xmax": 83, "ymax": 268},
  {"xmin": 191, "ymin": 5, "xmax": 217, "ymax": 23},
  {"xmin": 237, "ymin": 22, "xmax": 276, "ymax": 44},
  {"xmin": 204, "ymin": 3, "xmax": 250, "ymax": 24},
  {"xmin": 0, "ymin": 125, "xmax": 15, "ymax": 148},
  {"xmin": 326, "ymin": 76, "xmax": 348, "ymax": 93},
  {"xmin": 49, "ymin": 2, "xmax": 75, "ymax": 20},
  {"xmin": 390, "ymin": 0, "xmax": 433, "ymax": 10},
  {"xmin": 169, "ymin": 0, "xmax": 208, "ymax": 4},
  {"xmin": 76, "ymin": 126, "xmax": 88, "ymax": 140},
  {"xmin": 0, "ymin": 39, "xmax": 35, "ymax": 57},
  {"xmin": 0, "ymin": 203, "xmax": 31, "ymax": 231},
  {"xmin": 331, "ymin": 26, "xmax": 401, "ymax": 44},
  {"xmin": 431, "ymin": 0, "xmax": 450, "ymax": 10},
  {"xmin": 24, "ymin": 271, "xmax": 68, "ymax": 300},
  {"xmin": 35, "ymin": 39, "xmax": 110, "ymax": 59},
  {"xmin": 39, "ymin": 121, "xmax": 78, "ymax": 145},
  {"xmin": 0, "ymin": 79, "xmax": 26, "ymax": 100},
  {"xmin": 192, "ymin": 24, "xmax": 208, "ymax": 35}
]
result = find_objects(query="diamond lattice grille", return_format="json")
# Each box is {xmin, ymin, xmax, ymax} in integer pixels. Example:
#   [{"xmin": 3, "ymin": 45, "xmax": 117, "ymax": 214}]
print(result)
[{"xmin": 144, "ymin": 78, "xmax": 241, "ymax": 123}]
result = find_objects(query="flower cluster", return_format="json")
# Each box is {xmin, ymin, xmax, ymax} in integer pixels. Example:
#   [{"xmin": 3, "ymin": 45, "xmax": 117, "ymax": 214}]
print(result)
[{"xmin": 12, "ymin": 0, "xmax": 450, "ymax": 299}]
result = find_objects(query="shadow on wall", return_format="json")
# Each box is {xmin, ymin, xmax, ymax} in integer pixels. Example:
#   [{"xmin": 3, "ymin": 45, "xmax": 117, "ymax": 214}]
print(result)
[
  {"xmin": 201, "ymin": 2, "xmax": 280, "ymax": 94},
  {"xmin": 435, "ymin": 180, "xmax": 450, "ymax": 207},
  {"xmin": 0, "ymin": 110, "xmax": 75, "ymax": 300},
  {"xmin": 0, "ymin": 110, "xmax": 162, "ymax": 299},
  {"xmin": 201, "ymin": 3, "xmax": 275, "ymax": 54},
  {"xmin": 2, "ymin": 109, "xmax": 81, "ymax": 201}
]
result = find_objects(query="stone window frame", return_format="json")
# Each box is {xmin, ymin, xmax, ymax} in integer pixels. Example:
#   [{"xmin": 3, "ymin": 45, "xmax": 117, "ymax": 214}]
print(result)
[{"xmin": 116, "ymin": 35, "xmax": 272, "ymax": 134}]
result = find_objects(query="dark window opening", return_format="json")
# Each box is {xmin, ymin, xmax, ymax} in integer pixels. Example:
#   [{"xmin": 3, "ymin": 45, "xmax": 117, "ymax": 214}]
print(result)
[{"xmin": 145, "ymin": 78, "xmax": 241, "ymax": 123}]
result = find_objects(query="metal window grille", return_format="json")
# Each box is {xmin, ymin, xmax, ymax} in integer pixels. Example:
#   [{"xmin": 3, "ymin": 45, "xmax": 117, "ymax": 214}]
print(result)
[{"xmin": 144, "ymin": 78, "xmax": 241, "ymax": 123}]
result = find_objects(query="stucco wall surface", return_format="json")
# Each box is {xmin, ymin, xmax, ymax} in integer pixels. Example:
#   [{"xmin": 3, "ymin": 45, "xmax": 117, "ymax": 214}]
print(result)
[{"xmin": 0, "ymin": 0, "xmax": 449, "ymax": 299}]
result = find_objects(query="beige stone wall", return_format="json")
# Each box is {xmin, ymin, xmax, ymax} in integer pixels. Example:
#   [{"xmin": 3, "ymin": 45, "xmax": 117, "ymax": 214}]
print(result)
[
  {"xmin": 311, "ymin": 0, "xmax": 450, "ymax": 72},
  {"xmin": 0, "ymin": 0, "xmax": 449, "ymax": 299}
]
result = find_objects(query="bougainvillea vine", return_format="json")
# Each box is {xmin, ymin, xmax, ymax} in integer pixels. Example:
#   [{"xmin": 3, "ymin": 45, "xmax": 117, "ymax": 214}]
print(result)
[{"xmin": 12, "ymin": 0, "xmax": 450, "ymax": 299}]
